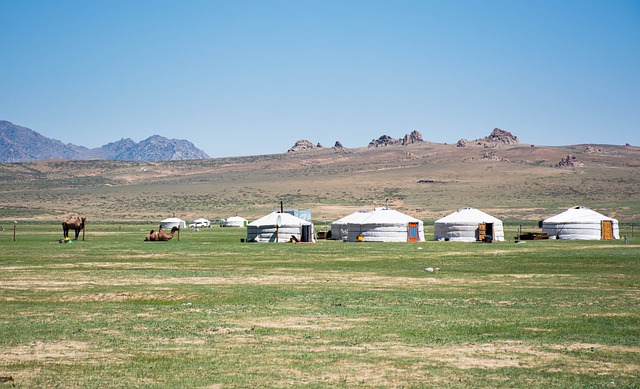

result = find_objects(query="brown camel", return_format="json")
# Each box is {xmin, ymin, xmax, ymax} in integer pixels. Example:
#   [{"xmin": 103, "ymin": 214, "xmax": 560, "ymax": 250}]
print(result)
[
  {"xmin": 144, "ymin": 226, "xmax": 179, "ymax": 241},
  {"xmin": 62, "ymin": 216, "xmax": 86, "ymax": 239}
]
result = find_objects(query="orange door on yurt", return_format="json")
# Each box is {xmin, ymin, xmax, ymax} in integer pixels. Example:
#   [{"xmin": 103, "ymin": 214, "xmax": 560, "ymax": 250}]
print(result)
[
  {"xmin": 601, "ymin": 220, "xmax": 614, "ymax": 240},
  {"xmin": 477, "ymin": 223, "xmax": 486, "ymax": 241}
]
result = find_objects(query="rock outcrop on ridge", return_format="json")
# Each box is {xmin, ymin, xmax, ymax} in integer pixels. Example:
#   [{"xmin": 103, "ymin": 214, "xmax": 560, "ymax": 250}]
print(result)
[
  {"xmin": 368, "ymin": 130, "xmax": 424, "ymax": 147},
  {"xmin": 288, "ymin": 139, "xmax": 320, "ymax": 152},
  {"xmin": 475, "ymin": 128, "xmax": 522, "ymax": 147},
  {"xmin": 456, "ymin": 138, "xmax": 468, "ymax": 147},
  {"xmin": 556, "ymin": 155, "xmax": 585, "ymax": 168},
  {"xmin": 583, "ymin": 145, "xmax": 603, "ymax": 154}
]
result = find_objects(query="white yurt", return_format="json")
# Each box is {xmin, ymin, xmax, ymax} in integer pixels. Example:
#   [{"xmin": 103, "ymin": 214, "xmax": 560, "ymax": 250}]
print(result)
[
  {"xmin": 160, "ymin": 217, "xmax": 186, "ymax": 229},
  {"xmin": 542, "ymin": 206, "xmax": 619, "ymax": 240},
  {"xmin": 346, "ymin": 208, "xmax": 425, "ymax": 242},
  {"xmin": 434, "ymin": 208, "xmax": 504, "ymax": 242},
  {"xmin": 221, "ymin": 216, "xmax": 248, "ymax": 227},
  {"xmin": 246, "ymin": 212, "xmax": 315, "ymax": 243},
  {"xmin": 330, "ymin": 211, "xmax": 371, "ymax": 240}
]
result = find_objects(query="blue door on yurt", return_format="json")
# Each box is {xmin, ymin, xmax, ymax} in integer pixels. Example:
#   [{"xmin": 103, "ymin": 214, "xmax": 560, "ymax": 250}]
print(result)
[
  {"xmin": 301, "ymin": 225, "xmax": 311, "ymax": 242},
  {"xmin": 408, "ymin": 222, "xmax": 419, "ymax": 242}
]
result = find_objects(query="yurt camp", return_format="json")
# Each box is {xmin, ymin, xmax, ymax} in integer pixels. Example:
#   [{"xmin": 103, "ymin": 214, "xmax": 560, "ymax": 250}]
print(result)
[
  {"xmin": 542, "ymin": 206, "xmax": 619, "ymax": 240},
  {"xmin": 346, "ymin": 208, "xmax": 425, "ymax": 242},
  {"xmin": 246, "ymin": 212, "xmax": 315, "ymax": 243},
  {"xmin": 160, "ymin": 217, "xmax": 186, "ymax": 229},
  {"xmin": 434, "ymin": 207, "xmax": 504, "ymax": 242},
  {"xmin": 220, "ymin": 216, "xmax": 248, "ymax": 227},
  {"xmin": 330, "ymin": 211, "xmax": 371, "ymax": 240}
]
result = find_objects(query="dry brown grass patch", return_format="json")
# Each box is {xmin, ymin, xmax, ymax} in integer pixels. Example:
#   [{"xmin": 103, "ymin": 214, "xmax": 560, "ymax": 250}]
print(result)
[
  {"xmin": 551, "ymin": 343, "xmax": 640, "ymax": 354},
  {"xmin": 59, "ymin": 292, "xmax": 192, "ymax": 302},
  {"xmin": 234, "ymin": 315, "xmax": 370, "ymax": 331},
  {"xmin": 1, "ymin": 341, "xmax": 120, "ymax": 365},
  {"xmin": 494, "ymin": 274, "xmax": 573, "ymax": 279},
  {"xmin": 202, "ymin": 327, "xmax": 248, "ymax": 335}
]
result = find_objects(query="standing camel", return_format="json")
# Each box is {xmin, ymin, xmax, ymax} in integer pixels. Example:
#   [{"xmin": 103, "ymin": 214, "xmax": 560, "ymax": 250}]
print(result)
[
  {"xmin": 144, "ymin": 226, "xmax": 179, "ymax": 241},
  {"xmin": 62, "ymin": 217, "xmax": 86, "ymax": 240}
]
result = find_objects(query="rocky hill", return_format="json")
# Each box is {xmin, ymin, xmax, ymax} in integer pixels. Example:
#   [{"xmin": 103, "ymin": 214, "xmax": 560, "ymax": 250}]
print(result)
[
  {"xmin": 475, "ymin": 128, "xmax": 522, "ymax": 146},
  {"xmin": 111, "ymin": 135, "xmax": 209, "ymax": 161},
  {"xmin": 1, "ymin": 138, "xmax": 638, "ymax": 222},
  {"xmin": 556, "ymin": 155, "xmax": 585, "ymax": 168},
  {"xmin": 456, "ymin": 128, "xmax": 522, "ymax": 148},
  {"xmin": 287, "ymin": 130, "xmax": 425, "ymax": 153},
  {"xmin": 368, "ymin": 130, "xmax": 424, "ymax": 147},
  {"xmin": 0, "ymin": 120, "xmax": 209, "ymax": 162},
  {"xmin": 0, "ymin": 120, "xmax": 82, "ymax": 162},
  {"xmin": 288, "ymin": 139, "xmax": 323, "ymax": 152}
]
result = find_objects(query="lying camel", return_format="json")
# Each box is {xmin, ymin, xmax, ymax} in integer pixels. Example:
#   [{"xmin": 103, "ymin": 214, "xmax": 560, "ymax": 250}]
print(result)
[{"xmin": 144, "ymin": 226, "xmax": 179, "ymax": 241}]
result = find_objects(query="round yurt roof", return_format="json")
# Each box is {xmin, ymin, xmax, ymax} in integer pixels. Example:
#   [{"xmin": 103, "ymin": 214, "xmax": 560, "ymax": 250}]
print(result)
[
  {"xmin": 161, "ymin": 217, "xmax": 185, "ymax": 223},
  {"xmin": 248, "ymin": 212, "xmax": 311, "ymax": 227},
  {"xmin": 333, "ymin": 211, "xmax": 371, "ymax": 224},
  {"xmin": 543, "ymin": 206, "xmax": 617, "ymax": 223},
  {"xmin": 225, "ymin": 216, "xmax": 247, "ymax": 222},
  {"xmin": 435, "ymin": 208, "xmax": 502, "ymax": 224},
  {"xmin": 355, "ymin": 209, "xmax": 421, "ymax": 225}
]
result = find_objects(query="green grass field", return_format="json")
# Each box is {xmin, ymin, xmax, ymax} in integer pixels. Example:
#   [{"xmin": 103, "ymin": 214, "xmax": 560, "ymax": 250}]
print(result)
[{"xmin": 1, "ymin": 224, "xmax": 638, "ymax": 388}]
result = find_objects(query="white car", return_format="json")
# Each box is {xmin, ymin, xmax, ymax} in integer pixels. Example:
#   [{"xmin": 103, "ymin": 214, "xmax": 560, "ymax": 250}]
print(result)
[{"xmin": 189, "ymin": 221, "xmax": 210, "ymax": 228}]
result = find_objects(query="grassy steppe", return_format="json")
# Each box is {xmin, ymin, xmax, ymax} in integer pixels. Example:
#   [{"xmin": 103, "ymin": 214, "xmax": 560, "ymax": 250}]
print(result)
[{"xmin": 1, "ymin": 225, "xmax": 638, "ymax": 387}]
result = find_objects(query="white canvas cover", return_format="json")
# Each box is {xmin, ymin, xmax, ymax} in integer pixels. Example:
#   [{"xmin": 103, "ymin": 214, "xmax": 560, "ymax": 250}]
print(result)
[
  {"xmin": 330, "ymin": 211, "xmax": 371, "ymax": 240},
  {"xmin": 346, "ymin": 208, "xmax": 425, "ymax": 242},
  {"xmin": 434, "ymin": 208, "xmax": 504, "ymax": 242},
  {"xmin": 221, "ymin": 216, "xmax": 247, "ymax": 227},
  {"xmin": 247, "ymin": 212, "xmax": 315, "ymax": 243},
  {"xmin": 542, "ymin": 206, "xmax": 619, "ymax": 240},
  {"xmin": 160, "ymin": 217, "xmax": 186, "ymax": 229}
]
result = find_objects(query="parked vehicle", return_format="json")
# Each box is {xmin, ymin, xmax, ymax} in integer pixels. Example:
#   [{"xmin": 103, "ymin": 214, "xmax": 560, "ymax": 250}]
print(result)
[{"xmin": 189, "ymin": 218, "xmax": 211, "ymax": 228}]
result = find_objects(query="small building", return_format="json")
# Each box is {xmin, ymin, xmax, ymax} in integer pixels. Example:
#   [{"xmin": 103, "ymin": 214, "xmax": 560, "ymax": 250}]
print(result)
[
  {"xmin": 346, "ymin": 208, "xmax": 425, "ymax": 242},
  {"xmin": 434, "ymin": 208, "xmax": 504, "ymax": 242},
  {"xmin": 247, "ymin": 212, "xmax": 315, "ymax": 243},
  {"xmin": 220, "ymin": 216, "xmax": 248, "ymax": 227},
  {"xmin": 330, "ymin": 211, "xmax": 371, "ymax": 240},
  {"xmin": 160, "ymin": 217, "xmax": 186, "ymax": 229},
  {"xmin": 542, "ymin": 206, "xmax": 619, "ymax": 240}
]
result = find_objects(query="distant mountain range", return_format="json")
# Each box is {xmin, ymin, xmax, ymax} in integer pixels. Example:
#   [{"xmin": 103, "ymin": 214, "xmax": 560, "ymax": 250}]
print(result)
[{"xmin": 0, "ymin": 120, "xmax": 210, "ymax": 162}]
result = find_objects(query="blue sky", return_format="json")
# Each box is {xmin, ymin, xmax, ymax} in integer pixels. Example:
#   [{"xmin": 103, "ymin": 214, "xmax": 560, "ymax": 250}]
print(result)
[{"xmin": 1, "ymin": 0, "xmax": 639, "ymax": 157}]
